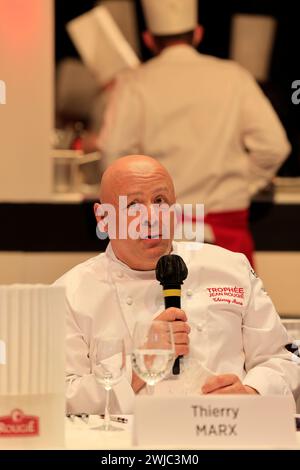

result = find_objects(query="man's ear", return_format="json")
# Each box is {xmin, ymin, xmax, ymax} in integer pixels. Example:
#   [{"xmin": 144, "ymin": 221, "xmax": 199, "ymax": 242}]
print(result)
[
  {"xmin": 142, "ymin": 30, "xmax": 158, "ymax": 54},
  {"xmin": 94, "ymin": 202, "xmax": 101, "ymax": 223},
  {"xmin": 193, "ymin": 25, "xmax": 204, "ymax": 47},
  {"xmin": 94, "ymin": 202, "xmax": 108, "ymax": 235}
]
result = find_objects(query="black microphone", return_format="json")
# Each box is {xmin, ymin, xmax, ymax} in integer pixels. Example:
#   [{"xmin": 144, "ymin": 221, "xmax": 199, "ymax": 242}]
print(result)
[{"xmin": 155, "ymin": 254, "xmax": 188, "ymax": 375}]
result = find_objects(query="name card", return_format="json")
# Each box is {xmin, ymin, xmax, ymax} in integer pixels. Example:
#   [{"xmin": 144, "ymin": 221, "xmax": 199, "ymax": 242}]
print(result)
[{"xmin": 133, "ymin": 395, "xmax": 297, "ymax": 448}]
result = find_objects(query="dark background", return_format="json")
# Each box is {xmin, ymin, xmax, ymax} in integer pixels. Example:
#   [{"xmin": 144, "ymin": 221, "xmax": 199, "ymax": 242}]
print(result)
[{"xmin": 55, "ymin": 0, "xmax": 300, "ymax": 176}]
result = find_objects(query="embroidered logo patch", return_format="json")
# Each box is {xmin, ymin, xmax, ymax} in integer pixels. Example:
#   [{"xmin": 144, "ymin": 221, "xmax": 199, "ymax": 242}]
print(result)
[{"xmin": 207, "ymin": 286, "xmax": 245, "ymax": 306}]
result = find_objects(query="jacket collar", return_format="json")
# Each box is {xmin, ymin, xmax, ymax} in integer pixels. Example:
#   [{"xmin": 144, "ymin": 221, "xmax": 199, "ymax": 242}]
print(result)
[
  {"xmin": 105, "ymin": 242, "xmax": 179, "ymax": 280},
  {"xmin": 158, "ymin": 44, "xmax": 200, "ymax": 61}
]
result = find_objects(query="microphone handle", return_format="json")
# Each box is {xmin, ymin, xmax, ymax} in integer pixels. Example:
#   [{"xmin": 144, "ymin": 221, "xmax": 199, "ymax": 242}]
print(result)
[{"xmin": 164, "ymin": 293, "xmax": 181, "ymax": 375}]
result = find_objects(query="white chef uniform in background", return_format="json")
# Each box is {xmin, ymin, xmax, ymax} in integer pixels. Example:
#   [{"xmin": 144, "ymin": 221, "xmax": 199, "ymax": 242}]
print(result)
[
  {"xmin": 96, "ymin": 0, "xmax": 290, "ymax": 264},
  {"xmin": 55, "ymin": 241, "xmax": 300, "ymax": 414}
]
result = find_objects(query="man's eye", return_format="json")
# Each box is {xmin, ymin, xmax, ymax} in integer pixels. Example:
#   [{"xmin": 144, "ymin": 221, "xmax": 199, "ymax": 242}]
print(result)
[
  {"xmin": 154, "ymin": 197, "xmax": 166, "ymax": 205},
  {"xmin": 127, "ymin": 201, "xmax": 140, "ymax": 209}
]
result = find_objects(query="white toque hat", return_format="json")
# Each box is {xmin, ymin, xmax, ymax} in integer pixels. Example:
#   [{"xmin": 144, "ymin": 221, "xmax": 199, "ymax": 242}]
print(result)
[
  {"xmin": 67, "ymin": 5, "xmax": 140, "ymax": 87},
  {"xmin": 141, "ymin": 0, "xmax": 198, "ymax": 35}
]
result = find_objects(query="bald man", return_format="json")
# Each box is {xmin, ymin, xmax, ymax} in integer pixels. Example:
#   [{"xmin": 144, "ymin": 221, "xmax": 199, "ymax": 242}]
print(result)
[
  {"xmin": 55, "ymin": 155, "xmax": 300, "ymax": 415},
  {"xmin": 96, "ymin": 155, "xmax": 176, "ymax": 271}
]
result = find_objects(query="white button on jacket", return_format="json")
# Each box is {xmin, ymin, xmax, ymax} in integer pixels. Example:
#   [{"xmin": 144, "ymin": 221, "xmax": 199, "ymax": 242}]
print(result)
[{"xmin": 55, "ymin": 242, "xmax": 300, "ymax": 414}]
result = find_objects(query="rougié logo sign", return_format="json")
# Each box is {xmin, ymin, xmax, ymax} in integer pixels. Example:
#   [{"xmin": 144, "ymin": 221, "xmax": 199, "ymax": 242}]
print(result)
[
  {"xmin": 0, "ymin": 80, "xmax": 6, "ymax": 104},
  {"xmin": 0, "ymin": 409, "xmax": 39, "ymax": 437}
]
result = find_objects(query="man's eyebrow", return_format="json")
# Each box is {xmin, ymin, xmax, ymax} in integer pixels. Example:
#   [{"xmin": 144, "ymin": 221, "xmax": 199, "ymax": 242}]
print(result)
[
  {"xmin": 126, "ymin": 192, "xmax": 143, "ymax": 198},
  {"xmin": 153, "ymin": 187, "xmax": 169, "ymax": 194}
]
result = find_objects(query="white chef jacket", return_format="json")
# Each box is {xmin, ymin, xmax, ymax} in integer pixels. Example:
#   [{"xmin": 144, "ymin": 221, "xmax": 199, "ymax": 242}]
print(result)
[
  {"xmin": 55, "ymin": 241, "xmax": 300, "ymax": 414},
  {"xmin": 97, "ymin": 45, "xmax": 291, "ymax": 212}
]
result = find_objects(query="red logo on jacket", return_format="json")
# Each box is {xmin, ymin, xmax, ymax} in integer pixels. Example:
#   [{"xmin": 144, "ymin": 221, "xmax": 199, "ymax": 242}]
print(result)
[
  {"xmin": 0, "ymin": 409, "xmax": 39, "ymax": 437},
  {"xmin": 207, "ymin": 286, "xmax": 245, "ymax": 305}
]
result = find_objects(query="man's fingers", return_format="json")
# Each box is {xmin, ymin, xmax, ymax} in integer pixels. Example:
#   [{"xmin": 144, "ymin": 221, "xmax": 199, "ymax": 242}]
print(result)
[
  {"xmin": 172, "ymin": 321, "xmax": 190, "ymax": 334},
  {"xmin": 173, "ymin": 332, "xmax": 190, "ymax": 345},
  {"xmin": 154, "ymin": 309, "xmax": 190, "ymax": 357},
  {"xmin": 167, "ymin": 307, "xmax": 187, "ymax": 322},
  {"xmin": 202, "ymin": 374, "xmax": 239, "ymax": 394},
  {"xmin": 156, "ymin": 308, "xmax": 187, "ymax": 322},
  {"xmin": 153, "ymin": 321, "xmax": 190, "ymax": 337},
  {"xmin": 205, "ymin": 384, "xmax": 238, "ymax": 395},
  {"xmin": 203, "ymin": 382, "xmax": 257, "ymax": 395},
  {"xmin": 175, "ymin": 344, "xmax": 189, "ymax": 356}
]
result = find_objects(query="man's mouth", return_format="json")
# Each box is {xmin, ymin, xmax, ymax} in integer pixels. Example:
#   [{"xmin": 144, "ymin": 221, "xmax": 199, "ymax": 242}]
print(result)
[{"xmin": 140, "ymin": 234, "xmax": 161, "ymax": 240}]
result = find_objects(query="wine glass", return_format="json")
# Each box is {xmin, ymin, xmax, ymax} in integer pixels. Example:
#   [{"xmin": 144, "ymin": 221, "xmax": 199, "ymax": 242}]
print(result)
[
  {"xmin": 131, "ymin": 320, "xmax": 175, "ymax": 394},
  {"xmin": 92, "ymin": 336, "xmax": 126, "ymax": 431}
]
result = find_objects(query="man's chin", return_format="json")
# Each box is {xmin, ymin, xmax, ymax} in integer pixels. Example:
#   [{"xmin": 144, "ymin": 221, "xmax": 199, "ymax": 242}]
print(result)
[
  {"xmin": 140, "ymin": 237, "xmax": 164, "ymax": 249},
  {"xmin": 140, "ymin": 239, "xmax": 172, "ymax": 261}
]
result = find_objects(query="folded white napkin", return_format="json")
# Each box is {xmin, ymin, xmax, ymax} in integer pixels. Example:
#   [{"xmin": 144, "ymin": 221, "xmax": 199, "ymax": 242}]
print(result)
[{"xmin": 0, "ymin": 284, "xmax": 65, "ymax": 395}]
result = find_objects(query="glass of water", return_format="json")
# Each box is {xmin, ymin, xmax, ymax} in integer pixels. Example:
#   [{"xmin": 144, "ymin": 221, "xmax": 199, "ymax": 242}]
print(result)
[
  {"xmin": 92, "ymin": 336, "xmax": 126, "ymax": 431},
  {"xmin": 131, "ymin": 320, "xmax": 175, "ymax": 394}
]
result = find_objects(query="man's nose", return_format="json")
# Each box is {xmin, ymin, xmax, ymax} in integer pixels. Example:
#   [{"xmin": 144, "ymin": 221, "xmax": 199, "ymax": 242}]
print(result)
[{"xmin": 141, "ymin": 205, "xmax": 159, "ymax": 226}]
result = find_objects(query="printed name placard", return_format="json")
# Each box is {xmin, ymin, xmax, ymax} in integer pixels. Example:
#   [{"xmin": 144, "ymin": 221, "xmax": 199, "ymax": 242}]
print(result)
[{"xmin": 133, "ymin": 395, "xmax": 297, "ymax": 448}]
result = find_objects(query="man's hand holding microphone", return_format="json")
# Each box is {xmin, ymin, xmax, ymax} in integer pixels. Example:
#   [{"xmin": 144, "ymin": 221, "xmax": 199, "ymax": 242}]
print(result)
[{"xmin": 131, "ymin": 254, "xmax": 258, "ymax": 395}]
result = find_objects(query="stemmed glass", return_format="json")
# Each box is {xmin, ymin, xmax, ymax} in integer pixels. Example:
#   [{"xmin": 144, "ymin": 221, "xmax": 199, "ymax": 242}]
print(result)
[
  {"xmin": 131, "ymin": 320, "xmax": 175, "ymax": 394},
  {"xmin": 92, "ymin": 336, "xmax": 126, "ymax": 431}
]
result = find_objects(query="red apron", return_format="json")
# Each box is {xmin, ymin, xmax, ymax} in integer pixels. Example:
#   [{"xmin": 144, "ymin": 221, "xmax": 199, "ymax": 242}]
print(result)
[{"xmin": 190, "ymin": 209, "xmax": 254, "ymax": 267}]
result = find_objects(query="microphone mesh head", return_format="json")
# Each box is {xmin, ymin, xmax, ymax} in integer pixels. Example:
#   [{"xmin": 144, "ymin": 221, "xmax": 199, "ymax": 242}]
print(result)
[{"xmin": 155, "ymin": 254, "xmax": 188, "ymax": 286}]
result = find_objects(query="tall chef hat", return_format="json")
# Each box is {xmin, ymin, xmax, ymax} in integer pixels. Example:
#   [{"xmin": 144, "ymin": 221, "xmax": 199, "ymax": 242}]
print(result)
[
  {"xmin": 141, "ymin": 0, "xmax": 198, "ymax": 35},
  {"xmin": 67, "ymin": 5, "xmax": 140, "ymax": 87}
]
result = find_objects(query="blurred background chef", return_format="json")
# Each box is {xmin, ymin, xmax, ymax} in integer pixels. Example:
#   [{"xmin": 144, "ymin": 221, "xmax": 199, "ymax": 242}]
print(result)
[
  {"xmin": 56, "ymin": 4, "xmax": 140, "ymax": 151},
  {"xmin": 95, "ymin": 0, "xmax": 291, "ymax": 266}
]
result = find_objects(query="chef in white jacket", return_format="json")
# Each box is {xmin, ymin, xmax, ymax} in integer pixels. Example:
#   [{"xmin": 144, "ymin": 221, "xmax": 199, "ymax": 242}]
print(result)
[
  {"xmin": 55, "ymin": 155, "xmax": 299, "ymax": 414},
  {"xmin": 96, "ymin": 0, "xmax": 291, "ymax": 266}
]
